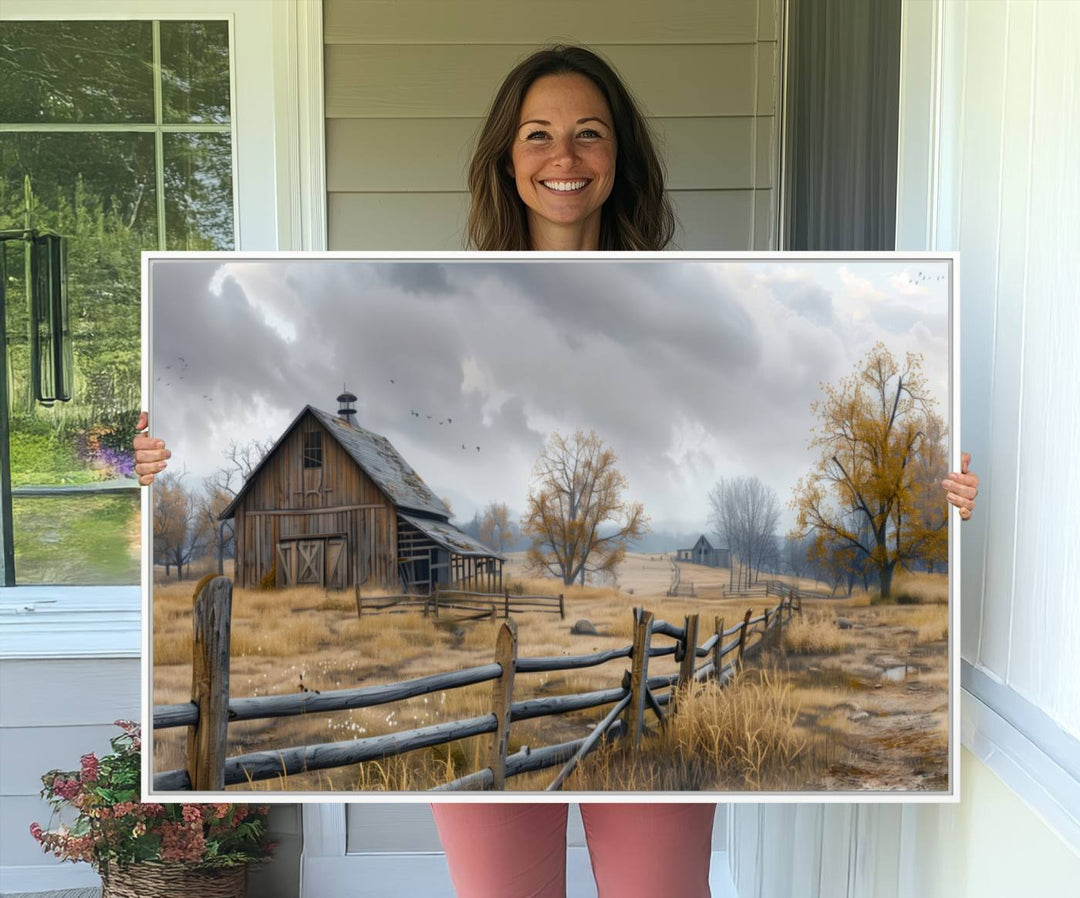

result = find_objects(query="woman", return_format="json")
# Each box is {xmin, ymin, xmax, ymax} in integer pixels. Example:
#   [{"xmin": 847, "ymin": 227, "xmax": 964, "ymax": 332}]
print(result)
[{"xmin": 135, "ymin": 45, "xmax": 978, "ymax": 898}]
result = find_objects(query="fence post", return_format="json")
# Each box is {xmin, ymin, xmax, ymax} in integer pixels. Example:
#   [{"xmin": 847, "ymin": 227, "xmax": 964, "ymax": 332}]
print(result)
[
  {"xmin": 488, "ymin": 619, "xmax": 517, "ymax": 790},
  {"xmin": 187, "ymin": 576, "xmax": 232, "ymax": 791},
  {"xmin": 558, "ymin": 593, "xmax": 565, "ymax": 620},
  {"xmin": 737, "ymin": 608, "xmax": 752, "ymax": 666},
  {"xmin": 623, "ymin": 607, "xmax": 654, "ymax": 746},
  {"xmin": 713, "ymin": 616, "xmax": 725, "ymax": 679},
  {"xmin": 354, "ymin": 583, "xmax": 363, "ymax": 620},
  {"xmin": 433, "ymin": 583, "xmax": 440, "ymax": 619},
  {"xmin": 763, "ymin": 608, "xmax": 771, "ymax": 649},
  {"xmin": 504, "ymin": 589, "xmax": 510, "ymax": 619},
  {"xmin": 677, "ymin": 614, "xmax": 700, "ymax": 698}
]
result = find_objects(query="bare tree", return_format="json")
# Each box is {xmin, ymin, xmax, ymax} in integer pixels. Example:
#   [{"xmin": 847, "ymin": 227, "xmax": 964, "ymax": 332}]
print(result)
[
  {"xmin": 154, "ymin": 472, "xmax": 207, "ymax": 580},
  {"xmin": 708, "ymin": 476, "xmax": 781, "ymax": 589},
  {"xmin": 522, "ymin": 430, "xmax": 649, "ymax": 586},
  {"xmin": 200, "ymin": 438, "xmax": 271, "ymax": 574},
  {"xmin": 479, "ymin": 501, "xmax": 516, "ymax": 554}
]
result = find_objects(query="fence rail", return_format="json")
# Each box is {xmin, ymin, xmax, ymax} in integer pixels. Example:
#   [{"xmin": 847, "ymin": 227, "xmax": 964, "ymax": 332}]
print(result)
[
  {"xmin": 356, "ymin": 585, "xmax": 564, "ymax": 621},
  {"xmin": 153, "ymin": 577, "xmax": 799, "ymax": 792}
]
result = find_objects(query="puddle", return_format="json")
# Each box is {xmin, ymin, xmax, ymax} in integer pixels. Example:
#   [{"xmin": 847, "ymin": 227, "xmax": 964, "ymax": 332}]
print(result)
[{"xmin": 881, "ymin": 664, "xmax": 916, "ymax": 681}]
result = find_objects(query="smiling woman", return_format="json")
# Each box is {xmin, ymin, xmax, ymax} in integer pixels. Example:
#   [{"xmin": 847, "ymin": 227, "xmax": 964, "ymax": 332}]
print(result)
[{"xmin": 467, "ymin": 45, "xmax": 674, "ymax": 252}]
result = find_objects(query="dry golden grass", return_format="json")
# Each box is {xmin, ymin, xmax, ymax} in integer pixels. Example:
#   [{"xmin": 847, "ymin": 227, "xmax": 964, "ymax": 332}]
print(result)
[
  {"xmin": 558, "ymin": 670, "xmax": 809, "ymax": 791},
  {"xmin": 783, "ymin": 610, "xmax": 855, "ymax": 655}
]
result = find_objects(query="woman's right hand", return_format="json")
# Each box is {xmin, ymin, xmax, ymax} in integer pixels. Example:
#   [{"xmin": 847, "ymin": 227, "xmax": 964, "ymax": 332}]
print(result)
[{"xmin": 133, "ymin": 411, "xmax": 171, "ymax": 486}]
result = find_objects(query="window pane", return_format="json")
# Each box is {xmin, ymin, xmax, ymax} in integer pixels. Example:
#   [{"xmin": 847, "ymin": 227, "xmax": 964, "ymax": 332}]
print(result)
[
  {"xmin": 2, "ymin": 132, "xmax": 152, "ymax": 586},
  {"xmin": 0, "ymin": 21, "xmax": 154, "ymax": 124},
  {"xmin": 12, "ymin": 494, "xmax": 140, "ymax": 585},
  {"xmin": 160, "ymin": 21, "xmax": 232, "ymax": 124},
  {"xmin": 163, "ymin": 132, "xmax": 235, "ymax": 249}
]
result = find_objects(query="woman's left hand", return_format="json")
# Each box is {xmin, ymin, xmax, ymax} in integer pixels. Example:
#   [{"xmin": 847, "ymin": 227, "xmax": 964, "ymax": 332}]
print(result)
[{"xmin": 942, "ymin": 451, "xmax": 979, "ymax": 521}]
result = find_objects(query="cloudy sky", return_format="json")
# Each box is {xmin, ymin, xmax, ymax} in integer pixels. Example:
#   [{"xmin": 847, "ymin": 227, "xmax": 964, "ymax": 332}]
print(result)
[{"xmin": 150, "ymin": 257, "xmax": 951, "ymax": 536}]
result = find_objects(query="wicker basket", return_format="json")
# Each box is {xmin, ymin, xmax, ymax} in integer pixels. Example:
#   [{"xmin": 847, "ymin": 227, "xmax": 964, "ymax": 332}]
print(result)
[{"xmin": 101, "ymin": 862, "xmax": 247, "ymax": 898}]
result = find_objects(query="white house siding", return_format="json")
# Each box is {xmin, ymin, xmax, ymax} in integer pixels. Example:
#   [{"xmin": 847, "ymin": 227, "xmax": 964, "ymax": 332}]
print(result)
[{"xmin": 323, "ymin": 0, "xmax": 781, "ymax": 250}]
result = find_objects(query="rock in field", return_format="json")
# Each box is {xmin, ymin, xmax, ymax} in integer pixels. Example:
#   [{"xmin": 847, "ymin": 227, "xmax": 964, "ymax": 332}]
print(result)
[
  {"xmin": 571, "ymin": 619, "xmax": 598, "ymax": 636},
  {"xmin": 835, "ymin": 618, "xmax": 853, "ymax": 629}
]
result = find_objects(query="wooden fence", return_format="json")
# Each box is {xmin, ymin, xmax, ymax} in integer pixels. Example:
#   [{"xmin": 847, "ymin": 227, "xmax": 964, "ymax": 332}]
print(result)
[
  {"xmin": 356, "ymin": 584, "xmax": 565, "ymax": 621},
  {"xmin": 153, "ymin": 577, "xmax": 800, "ymax": 792}
]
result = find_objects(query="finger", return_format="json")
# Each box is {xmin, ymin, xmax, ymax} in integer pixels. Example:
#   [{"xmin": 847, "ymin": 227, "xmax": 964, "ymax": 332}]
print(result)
[
  {"xmin": 947, "ymin": 491, "xmax": 974, "ymax": 511},
  {"xmin": 958, "ymin": 506, "xmax": 972, "ymax": 521},
  {"xmin": 135, "ymin": 450, "xmax": 168, "ymax": 464},
  {"xmin": 961, "ymin": 452, "xmax": 971, "ymax": 475},
  {"xmin": 138, "ymin": 472, "xmax": 155, "ymax": 486},
  {"xmin": 133, "ymin": 436, "xmax": 166, "ymax": 451},
  {"xmin": 136, "ymin": 411, "xmax": 148, "ymax": 433},
  {"xmin": 942, "ymin": 479, "xmax": 978, "ymax": 500}
]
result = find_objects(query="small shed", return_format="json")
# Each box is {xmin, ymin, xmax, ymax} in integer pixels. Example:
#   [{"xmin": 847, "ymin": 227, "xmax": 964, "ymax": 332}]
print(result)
[
  {"xmin": 220, "ymin": 399, "xmax": 502, "ymax": 593},
  {"xmin": 676, "ymin": 535, "xmax": 730, "ymax": 568}
]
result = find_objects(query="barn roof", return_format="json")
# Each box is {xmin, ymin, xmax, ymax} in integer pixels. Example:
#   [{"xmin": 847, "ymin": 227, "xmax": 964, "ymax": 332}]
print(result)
[
  {"xmin": 219, "ymin": 405, "xmax": 451, "ymax": 520},
  {"xmin": 398, "ymin": 513, "xmax": 505, "ymax": 560},
  {"xmin": 308, "ymin": 407, "xmax": 451, "ymax": 518}
]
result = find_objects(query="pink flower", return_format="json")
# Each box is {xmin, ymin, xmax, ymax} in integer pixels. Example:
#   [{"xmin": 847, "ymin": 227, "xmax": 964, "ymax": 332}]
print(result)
[
  {"xmin": 52, "ymin": 778, "xmax": 80, "ymax": 801},
  {"xmin": 29, "ymin": 822, "xmax": 43, "ymax": 842},
  {"xmin": 181, "ymin": 805, "xmax": 203, "ymax": 824},
  {"xmin": 80, "ymin": 753, "xmax": 100, "ymax": 782},
  {"xmin": 160, "ymin": 821, "xmax": 206, "ymax": 863}
]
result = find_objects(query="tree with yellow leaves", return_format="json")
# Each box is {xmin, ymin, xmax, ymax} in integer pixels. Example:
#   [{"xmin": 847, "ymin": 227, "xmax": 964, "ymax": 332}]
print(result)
[
  {"xmin": 522, "ymin": 430, "xmax": 648, "ymax": 586},
  {"xmin": 792, "ymin": 343, "xmax": 948, "ymax": 598}
]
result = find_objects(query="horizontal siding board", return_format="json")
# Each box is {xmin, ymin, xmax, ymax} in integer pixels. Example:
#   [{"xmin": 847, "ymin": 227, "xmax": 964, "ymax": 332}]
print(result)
[
  {"xmin": 754, "ymin": 187, "xmax": 777, "ymax": 249},
  {"xmin": 324, "ymin": 0, "xmax": 760, "ymax": 45},
  {"xmin": 754, "ymin": 115, "xmax": 775, "ymax": 188},
  {"xmin": 669, "ymin": 189, "xmax": 755, "ymax": 250},
  {"xmin": 0, "ymin": 724, "xmax": 121, "ymax": 795},
  {"xmin": 329, "ymin": 192, "xmax": 469, "ymax": 250},
  {"xmin": 327, "ymin": 117, "xmax": 760, "ymax": 193},
  {"xmin": 756, "ymin": 41, "xmax": 778, "ymax": 115},
  {"xmin": 325, "ymin": 44, "xmax": 758, "ymax": 119},
  {"xmin": 2, "ymin": 795, "xmax": 69, "ymax": 867},
  {"xmin": 758, "ymin": 0, "xmax": 780, "ymax": 42},
  {"xmin": 0, "ymin": 659, "xmax": 139, "ymax": 727}
]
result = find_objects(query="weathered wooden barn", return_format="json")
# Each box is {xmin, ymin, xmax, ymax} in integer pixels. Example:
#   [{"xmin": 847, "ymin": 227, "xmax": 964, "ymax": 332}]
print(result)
[
  {"xmin": 220, "ymin": 399, "xmax": 502, "ymax": 593},
  {"xmin": 676, "ymin": 534, "xmax": 731, "ymax": 568}
]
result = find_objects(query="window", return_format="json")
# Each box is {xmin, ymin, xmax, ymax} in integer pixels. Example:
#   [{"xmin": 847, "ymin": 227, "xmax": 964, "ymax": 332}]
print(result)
[
  {"xmin": 1, "ymin": 19, "xmax": 235, "ymax": 585},
  {"xmin": 303, "ymin": 432, "xmax": 323, "ymax": 469}
]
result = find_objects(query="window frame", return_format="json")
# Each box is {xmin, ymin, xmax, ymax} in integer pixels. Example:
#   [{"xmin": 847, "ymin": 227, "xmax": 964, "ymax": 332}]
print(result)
[{"xmin": 0, "ymin": 0, "xmax": 325, "ymax": 649}]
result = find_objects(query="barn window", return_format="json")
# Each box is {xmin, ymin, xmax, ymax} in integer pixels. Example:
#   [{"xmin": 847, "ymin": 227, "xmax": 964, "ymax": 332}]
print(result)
[{"xmin": 303, "ymin": 431, "xmax": 322, "ymax": 468}]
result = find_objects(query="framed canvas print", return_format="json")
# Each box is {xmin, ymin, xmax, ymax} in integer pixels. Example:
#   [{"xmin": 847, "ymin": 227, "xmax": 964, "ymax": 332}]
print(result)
[{"xmin": 143, "ymin": 252, "xmax": 959, "ymax": 800}]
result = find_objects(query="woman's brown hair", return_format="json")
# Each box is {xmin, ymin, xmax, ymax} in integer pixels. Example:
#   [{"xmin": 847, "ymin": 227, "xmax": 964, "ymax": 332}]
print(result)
[{"xmin": 467, "ymin": 46, "xmax": 675, "ymax": 251}]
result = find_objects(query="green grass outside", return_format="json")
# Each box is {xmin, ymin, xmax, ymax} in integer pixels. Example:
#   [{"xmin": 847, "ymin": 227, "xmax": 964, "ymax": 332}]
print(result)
[{"xmin": 13, "ymin": 493, "xmax": 140, "ymax": 585}]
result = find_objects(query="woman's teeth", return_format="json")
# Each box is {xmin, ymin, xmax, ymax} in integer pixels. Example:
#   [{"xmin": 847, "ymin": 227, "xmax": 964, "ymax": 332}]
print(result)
[{"xmin": 542, "ymin": 180, "xmax": 588, "ymax": 191}]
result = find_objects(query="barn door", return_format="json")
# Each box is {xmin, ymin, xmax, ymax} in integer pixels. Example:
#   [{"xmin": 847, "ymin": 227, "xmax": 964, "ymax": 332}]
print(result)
[
  {"xmin": 325, "ymin": 538, "xmax": 347, "ymax": 590},
  {"xmin": 276, "ymin": 542, "xmax": 295, "ymax": 588},
  {"xmin": 297, "ymin": 540, "xmax": 324, "ymax": 585}
]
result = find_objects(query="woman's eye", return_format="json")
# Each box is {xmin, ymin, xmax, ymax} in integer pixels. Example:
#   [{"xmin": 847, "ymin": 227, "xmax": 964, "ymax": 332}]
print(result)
[
  {"xmin": 524, "ymin": 130, "xmax": 550, "ymax": 141},
  {"xmin": 578, "ymin": 129, "xmax": 602, "ymax": 139}
]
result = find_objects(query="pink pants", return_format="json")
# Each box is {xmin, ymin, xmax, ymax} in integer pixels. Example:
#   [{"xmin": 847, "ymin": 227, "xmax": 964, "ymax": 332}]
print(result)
[{"xmin": 431, "ymin": 803, "xmax": 715, "ymax": 898}]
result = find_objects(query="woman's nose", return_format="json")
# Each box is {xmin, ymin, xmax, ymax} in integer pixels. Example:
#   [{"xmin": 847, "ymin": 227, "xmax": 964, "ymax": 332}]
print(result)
[{"xmin": 549, "ymin": 134, "xmax": 579, "ymax": 166}]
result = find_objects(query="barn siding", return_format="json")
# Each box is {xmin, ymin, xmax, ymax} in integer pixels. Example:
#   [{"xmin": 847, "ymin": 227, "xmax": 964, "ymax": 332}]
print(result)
[{"xmin": 232, "ymin": 412, "xmax": 397, "ymax": 589}]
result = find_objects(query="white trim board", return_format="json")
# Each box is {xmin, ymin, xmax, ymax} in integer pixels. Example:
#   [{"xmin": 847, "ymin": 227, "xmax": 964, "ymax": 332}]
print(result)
[{"xmin": 960, "ymin": 684, "xmax": 1080, "ymax": 853}]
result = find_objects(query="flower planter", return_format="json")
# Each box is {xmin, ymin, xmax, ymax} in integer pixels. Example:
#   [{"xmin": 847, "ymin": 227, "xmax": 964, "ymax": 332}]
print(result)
[{"xmin": 101, "ymin": 862, "xmax": 247, "ymax": 898}]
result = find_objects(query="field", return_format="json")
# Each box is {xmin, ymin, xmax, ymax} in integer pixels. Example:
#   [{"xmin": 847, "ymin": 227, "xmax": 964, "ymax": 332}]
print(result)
[{"xmin": 151, "ymin": 554, "xmax": 949, "ymax": 793}]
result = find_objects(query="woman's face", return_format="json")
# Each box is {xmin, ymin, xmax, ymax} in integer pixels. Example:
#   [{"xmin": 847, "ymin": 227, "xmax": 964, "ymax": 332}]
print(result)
[{"xmin": 509, "ymin": 73, "xmax": 617, "ymax": 248}]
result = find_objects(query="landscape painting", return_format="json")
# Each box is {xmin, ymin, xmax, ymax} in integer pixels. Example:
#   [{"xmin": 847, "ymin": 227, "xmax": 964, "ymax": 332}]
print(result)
[{"xmin": 146, "ymin": 255, "xmax": 956, "ymax": 797}]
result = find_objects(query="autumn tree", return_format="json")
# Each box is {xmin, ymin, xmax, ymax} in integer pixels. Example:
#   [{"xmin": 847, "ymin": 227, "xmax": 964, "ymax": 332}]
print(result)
[
  {"xmin": 153, "ymin": 472, "xmax": 206, "ymax": 580},
  {"xmin": 708, "ymin": 476, "xmax": 781, "ymax": 590},
  {"xmin": 479, "ymin": 501, "xmax": 517, "ymax": 554},
  {"xmin": 792, "ymin": 343, "xmax": 948, "ymax": 598},
  {"xmin": 522, "ymin": 430, "xmax": 648, "ymax": 586}
]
